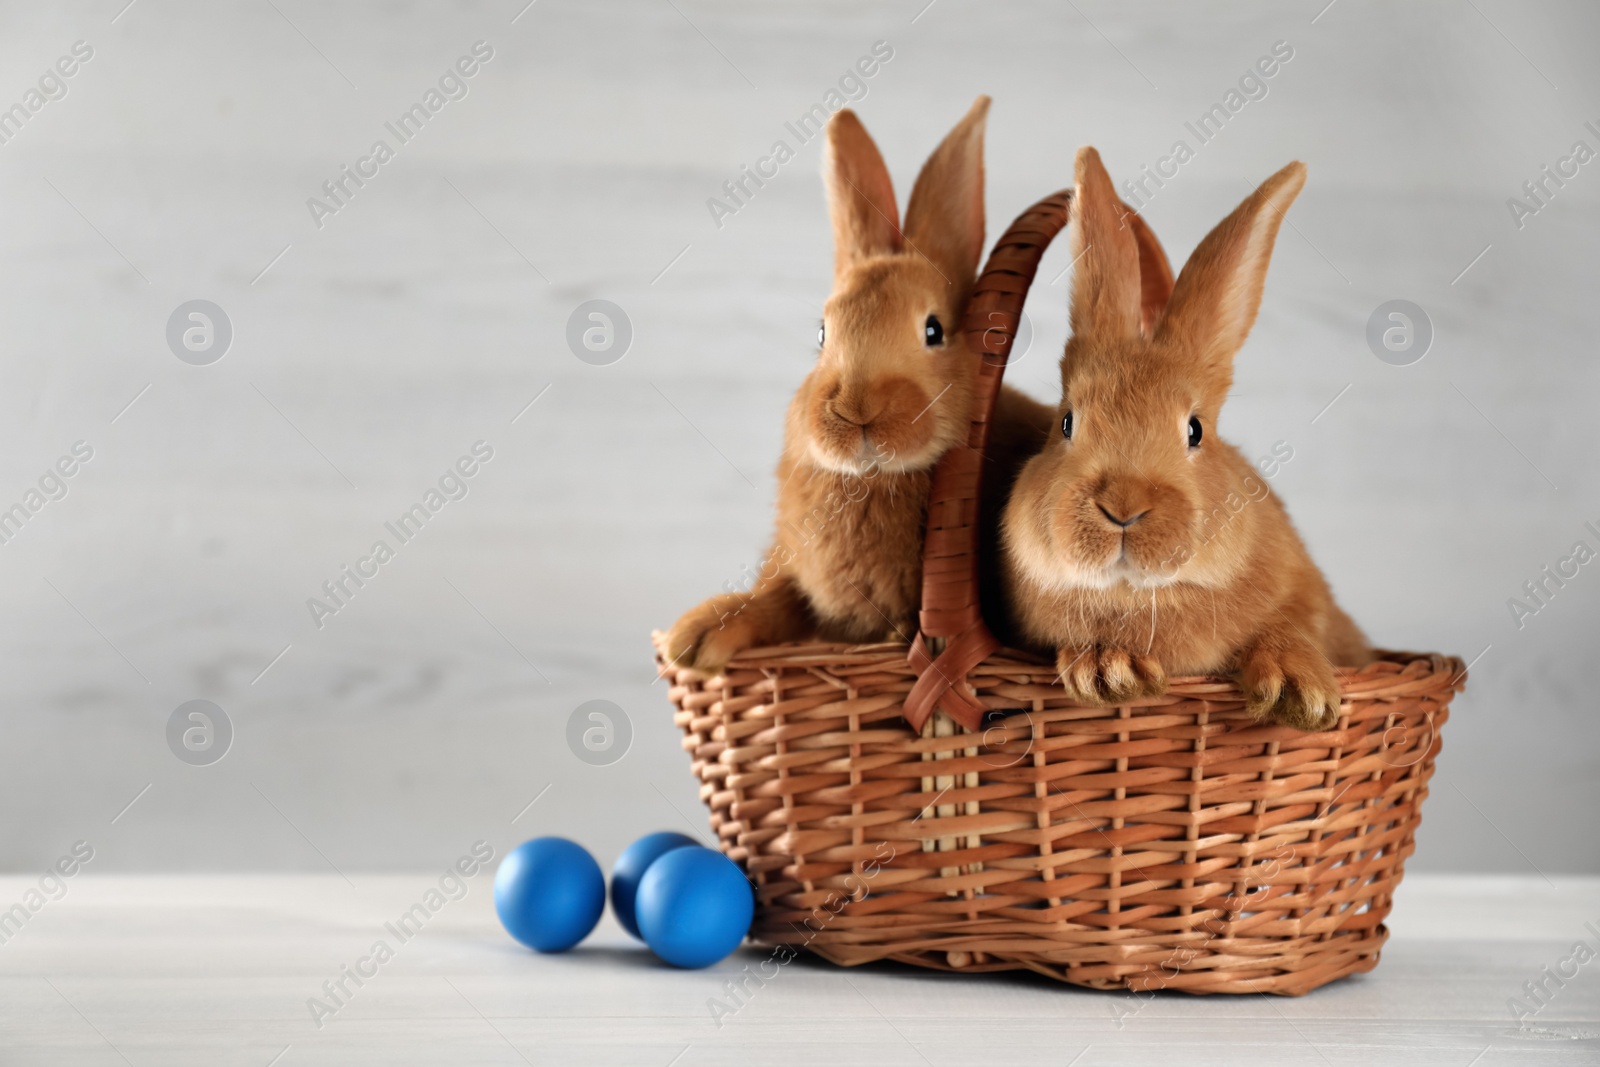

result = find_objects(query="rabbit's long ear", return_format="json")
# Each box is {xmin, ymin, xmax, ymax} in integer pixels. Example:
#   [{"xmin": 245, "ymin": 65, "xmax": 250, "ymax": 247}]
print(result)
[
  {"xmin": 1069, "ymin": 147, "xmax": 1144, "ymax": 342},
  {"xmin": 825, "ymin": 110, "xmax": 902, "ymax": 280},
  {"xmin": 1156, "ymin": 161, "xmax": 1307, "ymax": 370},
  {"xmin": 1125, "ymin": 210, "xmax": 1174, "ymax": 338},
  {"xmin": 902, "ymin": 95, "xmax": 989, "ymax": 292}
]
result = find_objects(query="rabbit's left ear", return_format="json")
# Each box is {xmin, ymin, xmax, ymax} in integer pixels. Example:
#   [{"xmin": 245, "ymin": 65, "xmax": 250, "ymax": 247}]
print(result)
[
  {"xmin": 1125, "ymin": 210, "xmax": 1174, "ymax": 338},
  {"xmin": 902, "ymin": 95, "xmax": 990, "ymax": 292},
  {"xmin": 1156, "ymin": 161, "xmax": 1307, "ymax": 370}
]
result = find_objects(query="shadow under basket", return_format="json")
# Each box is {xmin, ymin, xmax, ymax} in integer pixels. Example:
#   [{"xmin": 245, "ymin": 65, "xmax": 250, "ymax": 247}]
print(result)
[{"xmin": 653, "ymin": 190, "xmax": 1465, "ymax": 996}]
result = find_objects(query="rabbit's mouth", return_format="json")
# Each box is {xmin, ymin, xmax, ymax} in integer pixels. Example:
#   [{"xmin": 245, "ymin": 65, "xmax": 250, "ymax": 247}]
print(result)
[
  {"xmin": 851, "ymin": 436, "xmax": 896, "ymax": 471},
  {"xmin": 1020, "ymin": 539, "xmax": 1188, "ymax": 593},
  {"xmin": 1015, "ymin": 479, "xmax": 1199, "ymax": 590},
  {"xmin": 808, "ymin": 430, "xmax": 933, "ymax": 476},
  {"xmin": 1107, "ymin": 550, "xmax": 1181, "ymax": 589},
  {"xmin": 805, "ymin": 378, "xmax": 953, "ymax": 474},
  {"xmin": 1093, "ymin": 524, "xmax": 1198, "ymax": 589}
]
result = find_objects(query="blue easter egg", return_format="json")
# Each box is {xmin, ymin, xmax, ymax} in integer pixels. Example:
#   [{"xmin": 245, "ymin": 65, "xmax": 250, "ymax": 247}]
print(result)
[
  {"xmin": 494, "ymin": 837, "xmax": 605, "ymax": 952},
  {"xmin": 610, "ymin": 831, "xmax": 700, "ymax": 940},
  {"xmin": 636, "ymin": 846, "xmax": 754, "ymax": 968}
]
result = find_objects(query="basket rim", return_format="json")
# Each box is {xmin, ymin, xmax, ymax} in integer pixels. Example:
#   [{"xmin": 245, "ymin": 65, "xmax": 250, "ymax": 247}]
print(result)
[{"xmin": 651, "ymin": 630, "xmax": 1466, "ymax": 694}]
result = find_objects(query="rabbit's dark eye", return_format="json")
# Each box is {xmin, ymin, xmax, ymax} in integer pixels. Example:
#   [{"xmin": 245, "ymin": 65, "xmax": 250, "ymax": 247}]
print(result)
[
  {"xmin": 818, "ymin": 321, "xmax": 825, "ymax": 348},
  {"xmin": 924, "ymin": 314, "xmax": 944, "ymax": 347},
  {"xmin": 1187, "ymin": 415, "xmax": 1203, "ymax": 448},
  {"xmin": 1061, "ymin": 411, "xmax": 1074, "ymax": 440}
]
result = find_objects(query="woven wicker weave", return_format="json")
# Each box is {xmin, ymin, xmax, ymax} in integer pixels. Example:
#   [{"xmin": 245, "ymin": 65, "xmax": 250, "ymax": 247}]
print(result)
[{"xmin": 655, "ymin": 191, "xmax": 1464, "ymax": 996}]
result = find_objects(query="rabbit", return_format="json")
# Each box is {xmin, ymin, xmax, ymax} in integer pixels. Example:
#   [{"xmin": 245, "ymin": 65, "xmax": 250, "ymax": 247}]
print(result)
[
  {"xmin": 664, "ymin": 96, "xmax": 1063, "ymax": 672},
  {"xmin": 1000, "ymin": 147, "xmax": 1371, "ymax": 730}
]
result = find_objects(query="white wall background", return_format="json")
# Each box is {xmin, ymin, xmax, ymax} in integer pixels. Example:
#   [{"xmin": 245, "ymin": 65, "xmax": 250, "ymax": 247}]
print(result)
[{"xmin": 0, "ymin": 0, "xmax": 1595, "ymax": 877}]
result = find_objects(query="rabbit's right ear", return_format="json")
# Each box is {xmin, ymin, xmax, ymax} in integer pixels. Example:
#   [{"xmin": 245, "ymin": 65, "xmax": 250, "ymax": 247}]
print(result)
[
  {"xmin": 1068, "ymin": 147, "xmax": 1143, "ymax": 342},
  {"xmin": 825, "ymin": 110, "xmax": 902, "ymax": 280}
]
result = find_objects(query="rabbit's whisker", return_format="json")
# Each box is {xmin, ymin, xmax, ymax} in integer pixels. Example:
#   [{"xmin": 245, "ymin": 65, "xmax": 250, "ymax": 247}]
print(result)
[{"xmin": 1146, "ymin": 587, "xmax": 1157, "ymax": 655}]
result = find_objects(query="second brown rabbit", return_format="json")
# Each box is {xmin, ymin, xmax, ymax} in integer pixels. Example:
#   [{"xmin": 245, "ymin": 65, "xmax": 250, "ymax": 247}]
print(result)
[{"xmin": 1001, "ymin": 147, "xmax": 1371, "ymax": 730}]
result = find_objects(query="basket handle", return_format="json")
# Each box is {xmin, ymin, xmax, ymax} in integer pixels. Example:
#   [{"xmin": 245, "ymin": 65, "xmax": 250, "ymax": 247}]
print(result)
[{"xmin": 902, "ymin": 190, "xmax": 1074, "ymax": 732}]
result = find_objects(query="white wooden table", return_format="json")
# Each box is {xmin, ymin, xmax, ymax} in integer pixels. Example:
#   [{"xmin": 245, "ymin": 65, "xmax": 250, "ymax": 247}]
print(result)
[{"xmin": 1, "ymin": 874, "xmax": 1595, "ymax": 1065}]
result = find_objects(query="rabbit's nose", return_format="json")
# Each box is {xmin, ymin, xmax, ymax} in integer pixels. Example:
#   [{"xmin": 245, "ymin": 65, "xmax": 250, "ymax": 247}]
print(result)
[
  {"xmin": 1097, "ymin": 503, "xmax": 1149, "ymax": 529},
  {"xmin": 828, "ymin": 394, "xmax": 879, "ymax": 427}
]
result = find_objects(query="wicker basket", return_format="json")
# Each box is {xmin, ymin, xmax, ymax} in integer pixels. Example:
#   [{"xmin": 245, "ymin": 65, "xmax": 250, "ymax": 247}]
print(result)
[{"xmin": 655, "ymin": 191, "xmax": 1464, "ymax": 996}]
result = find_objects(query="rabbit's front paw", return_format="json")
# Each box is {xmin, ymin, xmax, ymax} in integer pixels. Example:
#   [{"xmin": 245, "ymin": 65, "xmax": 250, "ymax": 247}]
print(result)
[
  {"xmin": 1239, "ymin": 643, "xmax": 1342, "ymax": 730},
  {"xmin": 1055, "ymin": 645, "xmax": 1167, "ymax": 705},
  {"xmin": 662, "ymin": 595, "xmax": 758, "ymax": 673}
]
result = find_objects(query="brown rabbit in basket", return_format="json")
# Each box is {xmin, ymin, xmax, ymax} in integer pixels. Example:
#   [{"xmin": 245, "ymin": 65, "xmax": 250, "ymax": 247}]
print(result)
[
  {"xmin": 1001, "ymin": 147, "xmax": 1372, "ymax": 730},
  {"xmin": 664, "ymin": 96, "xmax": 1051, "ymax": 669}
]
